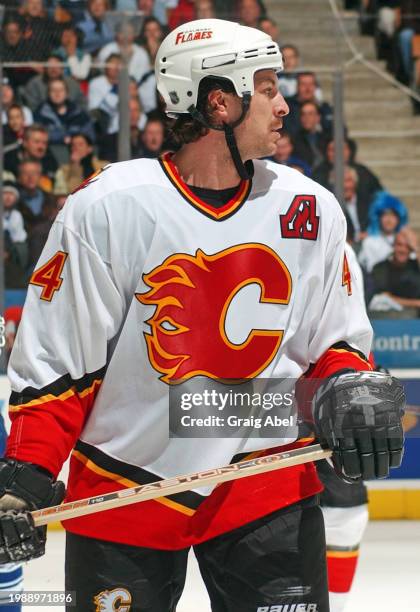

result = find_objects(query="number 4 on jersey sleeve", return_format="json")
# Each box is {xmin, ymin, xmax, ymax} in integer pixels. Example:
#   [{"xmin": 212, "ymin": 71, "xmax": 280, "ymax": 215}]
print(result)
[{"xmin": 30, "ymin": 251, "xmax": 68, "ymax": 301}]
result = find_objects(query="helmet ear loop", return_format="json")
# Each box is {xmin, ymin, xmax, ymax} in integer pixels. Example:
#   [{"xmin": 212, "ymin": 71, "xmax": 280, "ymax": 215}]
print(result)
[{"xmin": 187, "ymin": 92, "xmax": 254, "ymax": 180}]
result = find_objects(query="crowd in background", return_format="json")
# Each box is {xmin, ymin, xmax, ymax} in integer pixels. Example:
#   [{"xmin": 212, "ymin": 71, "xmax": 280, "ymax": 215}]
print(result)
[
  {"xmin": 1, "ymin": 0, "xmax": 420, "ymax": 352},
  {"xmin": 346, "ymin": 0, "xmax": 420, "ymax": 110}
]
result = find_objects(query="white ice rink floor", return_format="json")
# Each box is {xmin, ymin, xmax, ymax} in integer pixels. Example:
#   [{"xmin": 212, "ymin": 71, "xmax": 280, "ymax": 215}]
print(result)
[{"xmin": 20, "ymin": 521, "xmax": 420, "ymax": 611}]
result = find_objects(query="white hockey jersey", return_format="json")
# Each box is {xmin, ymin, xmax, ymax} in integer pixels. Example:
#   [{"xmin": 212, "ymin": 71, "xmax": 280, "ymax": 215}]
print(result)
[{"xmin": 6, "ymin": 154, "xmax": 373, "ymax": 548}]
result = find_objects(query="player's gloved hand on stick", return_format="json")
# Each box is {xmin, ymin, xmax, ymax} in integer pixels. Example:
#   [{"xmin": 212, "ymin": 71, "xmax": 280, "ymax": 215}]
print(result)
[
  {"xmin": 312, "ymin": 371, "xmax": 405, "ymax": 481},
  {"xmin": 0, "ymin": 458, "xmax": 65, "ymax": 563}
]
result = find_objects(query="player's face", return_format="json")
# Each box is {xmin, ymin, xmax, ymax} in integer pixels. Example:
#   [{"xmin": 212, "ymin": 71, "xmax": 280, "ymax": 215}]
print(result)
[{"xmin": 236, "ymin": 70, "xmax": 289, "ymax": 160}]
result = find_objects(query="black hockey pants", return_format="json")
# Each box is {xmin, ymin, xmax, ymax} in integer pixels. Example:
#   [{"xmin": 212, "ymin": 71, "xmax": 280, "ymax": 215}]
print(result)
[{"xmin": 65, "ymin": 494, "xmax": 329, "ymax": 612}]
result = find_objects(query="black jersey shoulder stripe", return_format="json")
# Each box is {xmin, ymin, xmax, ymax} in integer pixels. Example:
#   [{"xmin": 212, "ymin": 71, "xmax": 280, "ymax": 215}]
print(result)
[{"xmin": 9, "ymin": 365, "xmax": 107, "ymax": 407}]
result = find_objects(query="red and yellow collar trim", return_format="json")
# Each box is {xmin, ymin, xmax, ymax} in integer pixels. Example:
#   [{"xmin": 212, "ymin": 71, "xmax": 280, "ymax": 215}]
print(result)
[{"xmin": 159, "ymin": 152, "xmax": 252, "ymax": 221}]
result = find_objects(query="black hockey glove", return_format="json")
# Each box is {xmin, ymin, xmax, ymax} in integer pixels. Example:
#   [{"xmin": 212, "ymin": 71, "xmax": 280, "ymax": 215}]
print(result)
[
  {"xmin": 312, "ymin": 371, "xmax": 405, "ymax": 481},
  {"xmin": 0, "ymin": 458, "xmax": 65, "ymax": 563}
]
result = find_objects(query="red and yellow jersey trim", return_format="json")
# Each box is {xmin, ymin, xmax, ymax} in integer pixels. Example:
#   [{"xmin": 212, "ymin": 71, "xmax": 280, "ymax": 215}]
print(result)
[
  {"xmin": 9, "ymin": 378, "xmax": 102, "ymax": 412},
  {"xmin": 159, "ymin": 152, "xmax": 252, "ymax": 221},
  {"xmin": 326, "ymin": 549, "xmax": 360, "ymax": 559},
  {"xmin": 71, "ymin": 449, "xmax": 196, "ymax": 517}
]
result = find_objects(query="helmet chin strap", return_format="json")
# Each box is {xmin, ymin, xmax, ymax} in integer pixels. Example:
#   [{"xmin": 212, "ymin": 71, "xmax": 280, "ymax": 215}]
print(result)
[{"xmin": 187, "ymin": 92, "xmax": 254, "ymax": 180}]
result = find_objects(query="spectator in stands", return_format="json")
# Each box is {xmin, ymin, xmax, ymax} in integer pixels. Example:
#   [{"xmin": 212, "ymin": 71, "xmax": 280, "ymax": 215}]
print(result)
[
  {"xmin": 312, "ymin": 137, "xmax": 382, "ymax": 205},
  {"xmin": 398, "ymin": 0, "xmax": 420, "ymax": 83},
  {"xmin": 88, "ymin": 53, "xmax": 121, "ymax": 156},
  {"xmin": 136, "ymin": 0, "xmax": 155, "ymax": 17},
  {"xmin": 369, "ymin": 229, "xmax": 420, "ymax": 315},
  {"xmin": 98, "ymin": 20, "xmax": 151, "ymax": 84},
  {"xmin": 18, "ymin": 161, "xmax": 53, "ymax": 230},
  {"xmin": 136, "ymin": 16, "xmax": 164, "ymax": 111},
  {"xmin": 292, "ymin": 101, "xmax": 330, "ymax": 170},
  {"xmin": 34, "ymin": 77, "xmax": 95, "ymax": 146},
  {"xmin": 4, "ymin": 124, "xmax": 58, "ymax": 190},
  {"xmin": 358, "ymin": 191, "xmax": 408, "ymax": 272},
  {"xmin": 16, "ymin": 160, "xmax": 56, "ymax": 233},
  {"xmin": 129, "ymin": 97, "xmax": 148, "ymax": 155},
  {"xmin": 374, "ymin": 1, "xmax": 400, "ymax": 69},
  {"xmin": 27, "ymin": 194, "xmax": 64, "ymax": 272},
  {"xmin": 337, "ymin": 165, "xmax": 373, "ymax": 243},
  {"xmin": 168, "ymin": 0, "xmax": 197, "ymax": 31},
  {"xmin": 21, "ymin": 53, "xmax": 86, "ymax": 112},
  {"xmin": 152, "ymin": 0, "xmax": 183, "ymax": 25},
  {"xmin": 196, "ymin": 0, "xmax": 216, "ymax": 18},
  {"xmin": 53, "ymin": 25, "xmax": 93, "ymax": 81},
  {"xmin": 267, "ymin": 131, "xmax": 311, "ymax": 176},
  {"xmin": 278, "ymin": 45, "xmax": 323, "ymax": 101},
  {"xmin": 55, "ymin": 0, "xmax": 87, "ymax": 22},
  {"xmin": 1, "ymin": 17, "xmax": 34, "ymax": 87},
  {"xmin": 4, "ymin": 232, "xmax": 28, "ymax": 290},
  {"xmin": 258, "ymin": 16, "xmax": 280, "ymax": 43},
  {"xmin": 3, "ymin": 105, "xmax": 27, "ymax": 149},
  {"xmin": 54, "ymin": 133, "xmax": 109, "ymax": 194},
  {"xmin": 2, "ymin": 78, "xmax": 33, "ymax": 127},
  {"xmin": 19, "ymin": 0, "xmax": 60, "ymax": 60},
  {"xmin": 237, "ymin": 0, "xmax": 266, "ymax": 28},
  {"xmin": 284, "ymin": 72, "xmax": 332, "ymax": 135},
  {"xmin": 76, "ymin": 0, "xmax": 114, "ymax": 55},
  {"xmin": 137, "ymin": 116, "xmax": 165, "ymax": 158},
  {"xmin": 139, "ymin": 16, "xmax": 166, "ymax": 64},
  {"xmin": 2, "ymin": 181, "xmax": 28, "ymax": 269},
  {"xmin": 278, "ymin": 44, "xmax": 301, "ymax": 100}
]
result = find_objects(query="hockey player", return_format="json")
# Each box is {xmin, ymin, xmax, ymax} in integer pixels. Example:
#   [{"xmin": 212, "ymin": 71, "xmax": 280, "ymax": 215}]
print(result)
[
  {"xmin": 0, "ymin": 19, "xmax": 404, "ymax": 612},
  {"xmin": 319, "ymin": 240, "xmax": 370, "ymax": 612}
]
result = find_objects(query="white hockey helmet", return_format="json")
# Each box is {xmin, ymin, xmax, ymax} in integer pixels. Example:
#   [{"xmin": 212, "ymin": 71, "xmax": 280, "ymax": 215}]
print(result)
[{"xmin": 155, "ymin": 18, "xmax": 284, "ymax": 116}]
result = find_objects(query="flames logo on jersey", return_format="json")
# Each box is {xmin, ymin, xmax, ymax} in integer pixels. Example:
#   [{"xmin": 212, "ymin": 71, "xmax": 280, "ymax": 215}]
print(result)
[
  {"xmin": 94, "ymin": 587, "xmax": 132, "ymax": 611},
  {"xmin": 136, "ymin": 244, "xmax": 292, "ymax": 383}
]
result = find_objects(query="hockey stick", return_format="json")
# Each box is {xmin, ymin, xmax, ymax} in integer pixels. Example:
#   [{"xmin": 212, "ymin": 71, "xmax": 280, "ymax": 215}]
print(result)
[{"xmin": 31, "ymin": 444, "xmax": 331, "ymax": 527}]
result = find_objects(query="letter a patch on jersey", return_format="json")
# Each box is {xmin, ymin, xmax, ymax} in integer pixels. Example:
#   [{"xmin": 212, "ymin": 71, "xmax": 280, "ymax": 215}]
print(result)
[{"xmin": 280, "ymin": 195, "xmax": 319, "ymax": 240}]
